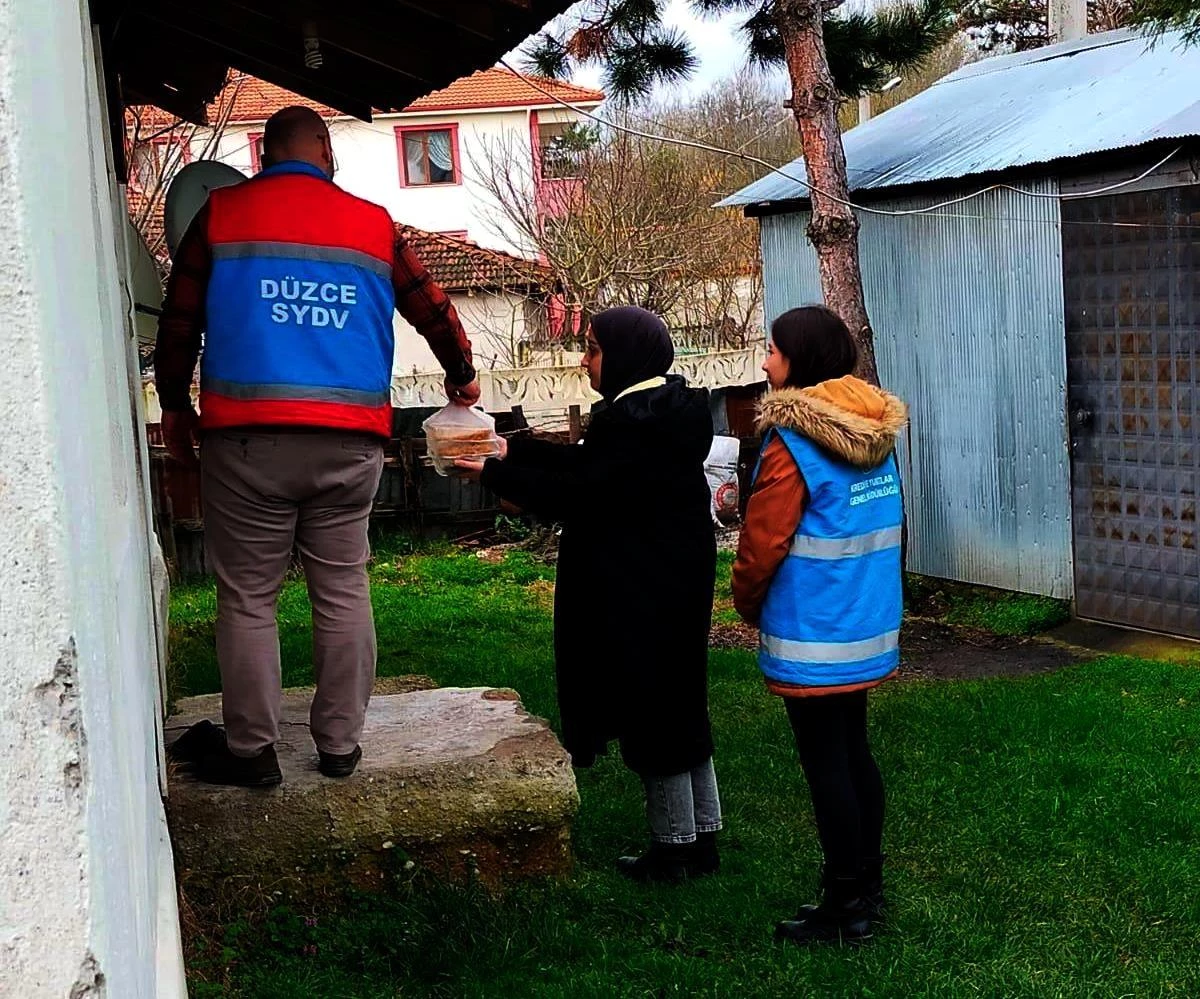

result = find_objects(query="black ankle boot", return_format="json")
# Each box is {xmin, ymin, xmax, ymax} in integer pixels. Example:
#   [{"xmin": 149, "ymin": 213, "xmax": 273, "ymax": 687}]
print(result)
[
  {"xmin": 618, "ymin": 836, "xmax": 721, "ymax": 884},
  {"xmin": 775, "ymin": 875, "xmax": 873, "ymax": 945},
  {"xmin": 794, "ymin": 856, "xmax": 887, "ymax": 923},
  {"xmin": 693, "ymin": 831, "xmax": 721, "ymax": 876},
  {"xmin": 861, "ymin": 854, "xmax": 886, "ymax": 921},
  {"xmin": 617, "ymin": 842, "xmax": 693, "ymax": 883}
]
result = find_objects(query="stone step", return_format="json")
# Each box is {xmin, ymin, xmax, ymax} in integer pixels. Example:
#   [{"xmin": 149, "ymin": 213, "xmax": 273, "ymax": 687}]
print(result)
[{"xmin": 166, "ymin": 686, "xmax": 578, "ymax": 905}]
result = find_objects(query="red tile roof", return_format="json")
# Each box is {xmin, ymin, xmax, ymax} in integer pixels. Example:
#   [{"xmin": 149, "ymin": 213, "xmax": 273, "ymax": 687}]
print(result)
[
  {"xmin": 403, "ymin": 68, "xmax": 604, "ymax": 114},
  {"xmin": 219, "ymin": 75, "xmax": 334, "ymax": 125},
  {"xmin": 397, "ymin": 225, "xmax": 555, "ymax": 293},
  {"xmin": 131, "ymin": 68, "xmax": 604, "ymax": 127}
]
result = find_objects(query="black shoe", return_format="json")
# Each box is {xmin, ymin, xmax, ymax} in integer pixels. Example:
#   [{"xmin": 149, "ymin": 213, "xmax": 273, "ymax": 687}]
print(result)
[
  {"xmin": 694, "ymin": 830, "xmax": 721, "ymax": 876},
  {"xmin": 617, "ymin": 845, "xmax": 688, "ymax": 883},
  {"xmin": 167, "ymin": 719, "xmax": 227, "ymax": 764},
  {"xmin": 318, "ymin": 744, "xmax": 362, "ymax": 778},
  {"xmin": 192, "ymin": 743, "xmax": 282, "ymax": 788},
  {"xmin": 617, "ymin": 840, "xmax": 717, "ymax": 884},
  {"xmin": 775, "ymin": 876, "xmax": 874, "ymax": 946},
  {"xmin": 796, "ymin": 856, "xmax": 887, "ymax": 923},
  {"xmin": 861, "ymin": 854, "xmax": 887, "ymax": 922}
]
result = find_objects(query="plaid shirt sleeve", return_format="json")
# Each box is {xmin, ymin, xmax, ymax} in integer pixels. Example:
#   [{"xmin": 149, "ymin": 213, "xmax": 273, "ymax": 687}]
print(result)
[
  {"xmin": 392, "ymin": 232, "xmax": 475, "ymax": 386},
  {"xmin": 153, "ymin": 203, "xmax": 211, "ymax": 412}
]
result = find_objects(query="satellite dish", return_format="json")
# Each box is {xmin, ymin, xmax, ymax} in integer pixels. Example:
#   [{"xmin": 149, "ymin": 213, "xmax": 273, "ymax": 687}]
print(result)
[
  {"xmin": 127, "ymin": 220, "xmax": 163, "ymax": 346},
  {"xmin": 164, "ymin": 160, "xmax": 246, "ymax": 260}
]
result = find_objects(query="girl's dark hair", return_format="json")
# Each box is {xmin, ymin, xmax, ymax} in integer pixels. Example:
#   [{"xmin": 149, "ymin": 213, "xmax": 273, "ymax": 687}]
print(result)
[{"xmin": 770, "ymin": 305, "xmax": 859, "ymax": 389}]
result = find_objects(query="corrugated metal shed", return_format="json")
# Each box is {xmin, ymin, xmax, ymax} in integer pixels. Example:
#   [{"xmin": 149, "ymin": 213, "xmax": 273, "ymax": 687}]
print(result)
[
  {"xmin": 722, "ymin": 29, "xmax": 1200, "ymax": 208},
  {"xmin": 760, "ymin": 182, "xmax": 1074, "ymax": 597}
]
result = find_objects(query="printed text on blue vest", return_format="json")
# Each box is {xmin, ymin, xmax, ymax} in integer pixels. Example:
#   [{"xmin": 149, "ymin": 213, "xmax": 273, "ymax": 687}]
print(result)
[
  {"xmin": 849, "ymin": 472, "xmax": 899, "ymax": 507},
  {"xmin": 262, "ymin": 277, "xmax": 357, "ymax": 330}
]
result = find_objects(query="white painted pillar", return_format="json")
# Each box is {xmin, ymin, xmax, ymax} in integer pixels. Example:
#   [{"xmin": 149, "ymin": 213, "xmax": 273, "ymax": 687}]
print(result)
[
  {"xmin": 1050, "ymin": 0, "xmax": 1088, "ymax": 42},
  {"xmin": 0, "ymin": 1, "xmax": 184, "ymax": 996}
]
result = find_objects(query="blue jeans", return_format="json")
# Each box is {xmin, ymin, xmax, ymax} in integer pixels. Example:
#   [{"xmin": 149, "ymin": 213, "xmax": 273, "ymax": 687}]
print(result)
[{"xmin": 642, "ymin": 758, "xmax": 722, "ymax": 845}]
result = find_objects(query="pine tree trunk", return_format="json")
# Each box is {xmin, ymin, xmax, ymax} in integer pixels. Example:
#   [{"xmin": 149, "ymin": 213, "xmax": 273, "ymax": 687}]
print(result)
[{"xmin": 777, "ymin": 0, "xmax": 879, "ymax": 385}]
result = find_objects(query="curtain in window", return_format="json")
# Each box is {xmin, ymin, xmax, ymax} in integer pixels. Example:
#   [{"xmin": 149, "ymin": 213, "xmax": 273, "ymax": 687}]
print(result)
[
  {"xmin": 403, "ymin": 134, "xmax": 428, "ymax": 184},
  {"xmin": 427, "ymin": 130, "xmax": 454, "ymax": 180}
]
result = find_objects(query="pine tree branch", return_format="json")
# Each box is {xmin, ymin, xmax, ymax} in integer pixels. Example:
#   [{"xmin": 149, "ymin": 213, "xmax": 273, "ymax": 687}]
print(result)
[
  {"xmin": 525, "ymin": 0, "xmax": 960, "ymax": 102},
  {"xmin": 1128, "ymin": 0, "xmax": 1200, "ymax": 44}
]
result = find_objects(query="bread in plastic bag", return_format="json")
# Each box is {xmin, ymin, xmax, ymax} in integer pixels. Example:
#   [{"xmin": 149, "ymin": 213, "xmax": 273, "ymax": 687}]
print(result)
[{"xmin": 421, "ymin": 404, "xmax": 501, "ymax": 476}]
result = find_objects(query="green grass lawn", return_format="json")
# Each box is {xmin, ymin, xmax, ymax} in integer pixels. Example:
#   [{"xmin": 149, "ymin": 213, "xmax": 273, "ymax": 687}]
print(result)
[{"xmin": 175, "ymin": 539, "xmax": 1200, "ymax": 998}]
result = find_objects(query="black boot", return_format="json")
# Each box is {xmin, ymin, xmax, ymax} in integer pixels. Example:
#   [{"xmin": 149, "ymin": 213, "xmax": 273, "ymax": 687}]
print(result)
[
  {"xmin": 861, "ymin": 854, "xmax": 886, "ymax": 922},
  {"xmin": 693, "ymin": 830, "xmax": 721, "ymax": 877},
  {"xmin": 795, "ymin": 856, "xmax": 887, "ymax": 923},
  {"xmin": 618, "ymin": 836, "xmax": 720, "ymax": 883},
  {"xmin": 617, "ymin": 842, "xmax": 692, "ymax": 883},
  {"xmin": 775, "ymin": 875, "xmax": 873, "ymax": 946}
]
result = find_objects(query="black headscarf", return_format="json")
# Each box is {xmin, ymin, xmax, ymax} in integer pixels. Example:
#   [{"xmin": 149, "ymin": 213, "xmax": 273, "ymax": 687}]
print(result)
[{"xmin": 590, "ymin": 306, "xmax": 675, "ymax": 402}]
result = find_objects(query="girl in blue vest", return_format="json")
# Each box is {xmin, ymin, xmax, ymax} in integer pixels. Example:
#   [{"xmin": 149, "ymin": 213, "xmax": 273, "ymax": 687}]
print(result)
[{"xmin": 733, "ymin": 306, "xmax": 907, "ymax": 945}]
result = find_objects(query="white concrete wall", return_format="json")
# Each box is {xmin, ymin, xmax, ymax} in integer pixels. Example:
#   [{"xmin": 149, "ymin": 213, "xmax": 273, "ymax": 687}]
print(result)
[
  {"xmin": 0, "ymin": 3, "xmax": 183, "ymax": 997},
  {"xmin": 208, "ymin": 107, "xmax": 548, "ymax": 258},
  {"xmin": 393, "ymin": 289, "xmax": 532, "ymax": 376}
]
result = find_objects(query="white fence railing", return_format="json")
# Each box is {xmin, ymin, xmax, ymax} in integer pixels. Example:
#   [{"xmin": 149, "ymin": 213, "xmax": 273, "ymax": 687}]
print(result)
[{"xmin": 392, "ymin": 346, "xmax": 765, "ymax": 413}]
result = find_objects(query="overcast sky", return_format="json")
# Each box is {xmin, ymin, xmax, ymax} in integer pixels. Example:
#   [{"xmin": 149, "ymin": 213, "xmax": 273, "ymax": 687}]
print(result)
[{"xmin": 509, "ymin": 0, "xmax": 779, "ymax": 100}]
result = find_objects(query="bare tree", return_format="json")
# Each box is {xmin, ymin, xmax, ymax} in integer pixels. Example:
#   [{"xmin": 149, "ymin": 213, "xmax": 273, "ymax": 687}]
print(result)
[
  {"xmin": 453, "ymin": 286, "xmax": 556, "ymax": 370},
  {"xmin": 474, "ymin": 72, "xmax": 787, "ymax": 356},
  {"xmin": 960, "ymin": 0, "xmax": 1133, "ymax": 50},
  {"xmin": 526, "ymin": 0, "xmax": 958, "ymax": 386},
  {"xmin": 124, "ymin": 73, "xmax": 246, "ymax": 271}
]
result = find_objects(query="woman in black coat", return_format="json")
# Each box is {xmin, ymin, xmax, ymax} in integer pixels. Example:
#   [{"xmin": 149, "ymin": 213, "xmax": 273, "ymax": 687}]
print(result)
[{"xmin": 456, "ymin": 306, "xmax": 721, "ymax": 882}]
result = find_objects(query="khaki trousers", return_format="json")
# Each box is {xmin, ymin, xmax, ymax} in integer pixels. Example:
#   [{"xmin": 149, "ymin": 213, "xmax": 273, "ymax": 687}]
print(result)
[{"xmin": 201, "ymin": 430, "xmax": 384, "ymax": 756}]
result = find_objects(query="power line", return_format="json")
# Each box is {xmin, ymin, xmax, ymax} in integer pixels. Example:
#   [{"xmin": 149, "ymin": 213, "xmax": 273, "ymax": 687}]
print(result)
[
  {"xmin": 497, "ymin": 58, "xmax": 1186, "ymax": 221},
  {"xmin": 140, "ymin": 73, "xmax": 1200, "ymax": 235}
]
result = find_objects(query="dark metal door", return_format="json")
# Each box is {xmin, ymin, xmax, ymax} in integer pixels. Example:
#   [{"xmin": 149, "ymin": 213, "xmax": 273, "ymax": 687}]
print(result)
[{"xmin": 1063, "ymin": 184, "xmax": 1200, "ymax": 637}]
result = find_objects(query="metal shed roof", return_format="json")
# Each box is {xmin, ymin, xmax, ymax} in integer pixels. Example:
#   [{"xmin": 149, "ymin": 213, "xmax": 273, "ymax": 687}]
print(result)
[{"xmin": 720, "ymin": 28, "xmax": 1200, "ymax": 208}]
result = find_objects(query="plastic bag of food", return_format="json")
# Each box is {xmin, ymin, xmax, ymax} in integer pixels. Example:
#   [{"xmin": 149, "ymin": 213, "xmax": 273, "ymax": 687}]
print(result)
[
  {"xmin": 704, "ymin": 436, "xmax": 741, "ymax": 526},
  {"xmin": 421, "ymin": 404, "xmax": 501, "ymax": 477}
]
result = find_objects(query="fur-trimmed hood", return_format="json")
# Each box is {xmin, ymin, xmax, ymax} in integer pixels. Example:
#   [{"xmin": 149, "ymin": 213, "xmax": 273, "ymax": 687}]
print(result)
[{"xmin": 756, "ymin": 376, "xmax": 907, "ymax": 470}]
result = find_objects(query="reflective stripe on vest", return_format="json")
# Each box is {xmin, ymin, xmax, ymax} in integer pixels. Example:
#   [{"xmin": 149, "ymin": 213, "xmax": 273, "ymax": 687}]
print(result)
[
  {"xmin": 760, "ymin": 629, "xmax": 901, "ymax": 665},
  {"xmin": 789, "ymin": 525, "xmax": 903, "ymax": 560},
  {"xmin": 757, "ymin": 427, "xmax": 903, "ymax": 689},
  {"xmin": 199, "ymin": 162, "xmax": 396, "ymax": 437}
]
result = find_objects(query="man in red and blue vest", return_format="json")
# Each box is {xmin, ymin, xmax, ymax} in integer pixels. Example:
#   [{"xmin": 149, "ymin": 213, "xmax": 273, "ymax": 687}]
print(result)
[{"xmin": 156, "ymin": 106, "xmax": 480, "ymax": 786}]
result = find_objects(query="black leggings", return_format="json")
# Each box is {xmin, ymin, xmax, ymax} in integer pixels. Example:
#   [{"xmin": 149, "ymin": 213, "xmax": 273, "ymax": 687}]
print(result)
[{"xmin": 784, "ymin": 691, "xmax": 884, "ymax": 879}]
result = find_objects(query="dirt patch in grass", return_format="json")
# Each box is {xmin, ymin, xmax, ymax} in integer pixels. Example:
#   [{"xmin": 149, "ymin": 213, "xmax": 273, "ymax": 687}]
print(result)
[
  {"xmin": 897, "ymin": 618, "xmax": 1083, "ymax": 680},
  {"xmin": 709, "ymin": 617, "xmax": 1083, "ymax": 681}
]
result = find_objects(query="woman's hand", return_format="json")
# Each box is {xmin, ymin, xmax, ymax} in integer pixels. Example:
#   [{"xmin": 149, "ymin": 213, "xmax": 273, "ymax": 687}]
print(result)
[
  {"xmin": 453, "ymin": 435, "xmax": 508, "ymax": 481},
  {"xmin": 453, "ymin": 458, "xmax": 487, "ymax": 481}
]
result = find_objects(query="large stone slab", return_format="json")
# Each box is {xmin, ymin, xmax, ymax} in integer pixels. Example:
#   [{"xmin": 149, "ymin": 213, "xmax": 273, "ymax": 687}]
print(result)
[{"xmin": 166, "ymin": 687, "xmax": 578, "ymax": 902}]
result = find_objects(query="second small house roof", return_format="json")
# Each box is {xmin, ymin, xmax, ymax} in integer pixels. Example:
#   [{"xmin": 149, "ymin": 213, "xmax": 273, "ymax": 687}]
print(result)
[
  {"xmin": 722, "ymin": 29, "xmax": 1200, "ymax": 209},
  {"xmin": 398, "ymin": 226, "xmax": 556, "ymax": 294}
]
